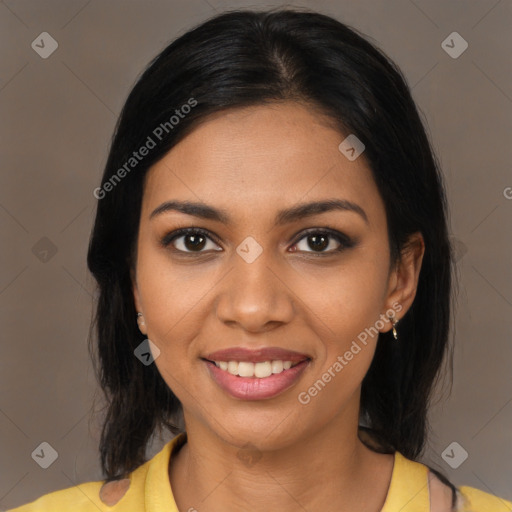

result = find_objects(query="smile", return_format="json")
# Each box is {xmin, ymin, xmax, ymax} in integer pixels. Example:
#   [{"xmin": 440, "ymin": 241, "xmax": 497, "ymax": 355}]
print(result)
[{"xmin": 203, "ymin": 358, "xmax": 310, "ymax": 400}]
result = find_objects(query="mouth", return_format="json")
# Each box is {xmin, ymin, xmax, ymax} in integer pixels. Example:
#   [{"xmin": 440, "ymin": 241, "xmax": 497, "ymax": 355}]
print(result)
[{"xmin": 201, "ymin": 357, "xmax": 311, "ymax": 400}]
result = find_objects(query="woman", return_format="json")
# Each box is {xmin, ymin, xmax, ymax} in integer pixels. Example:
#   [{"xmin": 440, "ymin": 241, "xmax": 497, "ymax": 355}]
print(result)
[{"xmin": 9, "ymin": 8, "xmax": 512, "ymax": 512}]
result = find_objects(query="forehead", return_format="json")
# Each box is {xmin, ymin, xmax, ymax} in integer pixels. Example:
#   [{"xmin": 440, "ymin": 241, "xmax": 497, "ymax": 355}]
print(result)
[{"xmin": 141, "ymin": 102, "xmax": 384, "ymax": 226}]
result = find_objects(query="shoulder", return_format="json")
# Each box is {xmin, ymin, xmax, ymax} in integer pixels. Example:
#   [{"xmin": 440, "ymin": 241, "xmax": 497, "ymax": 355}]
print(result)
[
  {"xmin": 5, "ymin": 460, "xmax": 151, "ymax": 511},
  {"xmin": 428, "ymin": 471, "xmax": 512, "ymax": 512},
  {"xmin": 6, "ymin": 477, "xmax": 142, "ymax": 511},
  {"xmin": 6, "ymin": 481, "xmax": 106, "ymax": 511},
  {"xmin": 5, "ymin": 434, "xmax": 184, "ymax": 512},
  {"xmin": 456, "ymin": 485, "xmax": 512, "ymax": 511}
]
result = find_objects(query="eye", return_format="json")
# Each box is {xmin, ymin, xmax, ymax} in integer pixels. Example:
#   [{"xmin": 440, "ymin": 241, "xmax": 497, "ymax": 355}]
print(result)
[
  {"xmin": 291, "ymin": 229, "xmax": 354, "ymax": 255},
  {"xmin": 160, "ymin": 227, "xmax": 355, "ymax": 256},
  {"xmin": 160, "ymin": 228, "xmax": 222, "ymax": 253}
]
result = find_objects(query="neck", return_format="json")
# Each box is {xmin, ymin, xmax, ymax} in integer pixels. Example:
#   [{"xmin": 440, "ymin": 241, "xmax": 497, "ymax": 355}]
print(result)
[{"xmin": 168, "ymin": 403, "xmax": 394, "ymax": 512}]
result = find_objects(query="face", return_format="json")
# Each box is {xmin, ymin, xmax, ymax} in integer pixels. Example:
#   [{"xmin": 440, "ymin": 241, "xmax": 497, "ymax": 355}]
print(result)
[{"xmin": 132, "ymin": 102, "xmax": 424, "ymax": 450}]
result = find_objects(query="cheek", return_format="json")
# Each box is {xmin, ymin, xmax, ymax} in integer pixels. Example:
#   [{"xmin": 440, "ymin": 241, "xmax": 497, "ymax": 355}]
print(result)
[
  {"xmin": 294, "ymin": 255, "xmax": 389, "ymax": 395},
  {"xmin": 297, "ymin": 258, "xmax": 388, "ymax": 344},
  {"xmin": 327, "ymin": 285, "xmax": 385, "ymax": 347},
  {"xmin": 136, "ymin": 244, "xmax": 217, "ymax": 342},
  {"xmin": 135, "ymin": 254, "xmax": 225, "ymax": 404},
  {"xmin": 297, "ymin": 281, "xmax": 383, "ymax": 411}
]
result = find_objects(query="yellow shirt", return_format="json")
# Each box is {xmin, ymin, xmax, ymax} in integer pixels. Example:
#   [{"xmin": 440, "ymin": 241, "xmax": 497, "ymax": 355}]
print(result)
[{"xmin": 7, "ymin": 432, "xmax": 512, "ymax": 511}]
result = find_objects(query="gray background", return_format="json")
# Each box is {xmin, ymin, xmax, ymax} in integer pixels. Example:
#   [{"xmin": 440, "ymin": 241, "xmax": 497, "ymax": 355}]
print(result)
[{"xmin": 1, "ymin": 0, "xmax": 511, "ymax": 508}]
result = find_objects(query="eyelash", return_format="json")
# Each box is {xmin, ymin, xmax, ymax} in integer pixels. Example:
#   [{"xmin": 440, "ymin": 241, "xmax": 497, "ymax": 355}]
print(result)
[{"xmin": 159, "ymin": 227, "xmax": 356, "ymax": 256}]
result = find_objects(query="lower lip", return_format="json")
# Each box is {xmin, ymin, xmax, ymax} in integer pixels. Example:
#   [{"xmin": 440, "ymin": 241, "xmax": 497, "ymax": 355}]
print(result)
[{"xmin": 204, "ymin": 359, "xmax": 310, "ymax": 400}]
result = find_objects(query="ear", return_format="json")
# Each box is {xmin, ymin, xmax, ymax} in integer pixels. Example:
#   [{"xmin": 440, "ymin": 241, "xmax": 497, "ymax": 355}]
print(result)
[
  {"xmin": 131, "ymin": 266, "xmax": 147, "ymax": 335},
  {"xmin": 380, "ymin": 232, "xmax": 425, "ymax": 333}
]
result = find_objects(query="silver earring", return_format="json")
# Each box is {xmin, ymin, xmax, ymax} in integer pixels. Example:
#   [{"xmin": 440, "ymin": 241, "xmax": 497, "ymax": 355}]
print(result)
[{"xmin": 137, "ymin": 312, "xmax": 145, "ymax": 326}]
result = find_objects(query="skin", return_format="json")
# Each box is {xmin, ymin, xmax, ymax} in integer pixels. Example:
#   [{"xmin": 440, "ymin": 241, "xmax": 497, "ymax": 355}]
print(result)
[{"xmin": 132, "ymin": 101, "xmax": 425, "ymax": 512}]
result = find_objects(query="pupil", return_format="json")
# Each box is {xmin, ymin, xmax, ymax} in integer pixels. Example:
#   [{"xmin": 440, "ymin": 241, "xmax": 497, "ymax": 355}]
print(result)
[
  {"xmin": 309, "ymin": 234, "xmax": 328, "ymax": 251},
  {"xmin": 185, "ymin": 234, "xmax": 206, "ymax": 251}
]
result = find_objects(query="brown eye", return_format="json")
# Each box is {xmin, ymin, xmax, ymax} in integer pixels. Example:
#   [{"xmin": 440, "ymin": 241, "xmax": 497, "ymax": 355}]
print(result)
[
  {"xmin": 291, "ymin": 229, "xmax": 354, "ymax": 254},
  {"xmin": 160, "ymin": 228, "xmax": 222, "ymax": 253},
  {"xmin": 181, "ymin": 233, "xmax": 207, "ymax": 251}
]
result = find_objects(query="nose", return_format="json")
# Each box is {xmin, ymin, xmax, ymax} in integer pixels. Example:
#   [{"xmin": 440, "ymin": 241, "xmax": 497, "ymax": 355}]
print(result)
[{"xmin": 214, "ymin": 250, "xmax": 295, "ymax": 333}]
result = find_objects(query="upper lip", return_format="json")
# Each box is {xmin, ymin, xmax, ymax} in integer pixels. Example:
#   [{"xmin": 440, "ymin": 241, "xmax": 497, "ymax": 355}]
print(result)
[{"xmin": 203, "ymin": 347, "xmax": 311, "ymax": 363}]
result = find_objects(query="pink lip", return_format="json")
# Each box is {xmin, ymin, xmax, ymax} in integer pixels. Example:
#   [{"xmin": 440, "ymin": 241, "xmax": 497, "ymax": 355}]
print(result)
[
  {"xmin": 204, "ymin": 359, "xmax": 310, "ymax": 400},
  {"xmin": 204, "ymin": 347, "xmax": 310, "ymax": 363}
]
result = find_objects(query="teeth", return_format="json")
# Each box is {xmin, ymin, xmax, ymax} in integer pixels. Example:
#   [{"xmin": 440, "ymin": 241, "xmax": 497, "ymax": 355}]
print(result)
[
  {"xmin": 212, "ymin": 360, "xmax": 302, "ymax": 378},
  {"xmin": 271, "ymin": 360, "xmax": 283, "ymax": 373},
  {"xmin": 239, "ymin": 362, "xmax": 257, "ymax": 377}
]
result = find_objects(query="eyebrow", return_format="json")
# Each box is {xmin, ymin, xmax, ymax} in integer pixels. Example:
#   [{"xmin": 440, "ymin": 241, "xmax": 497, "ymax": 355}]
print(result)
[{"xmin": 149, "ymin": 198, "xmax": 369, "ymax": 226}]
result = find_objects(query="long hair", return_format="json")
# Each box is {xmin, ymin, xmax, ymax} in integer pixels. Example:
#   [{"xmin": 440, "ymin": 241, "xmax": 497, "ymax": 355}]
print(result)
[{"xmin": 87, "ymin": 7, "xmax": 455, "ymax": 484}]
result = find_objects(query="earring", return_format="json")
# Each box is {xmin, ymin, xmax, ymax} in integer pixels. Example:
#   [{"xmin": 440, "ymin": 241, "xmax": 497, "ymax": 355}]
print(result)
[
  {"xmin": 137, "ymin": 312, "xmax": 145, "ymax": 326},
  {"xmin": 390, "ymin": 314, "xmax": 399, "ymax": 341}
]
